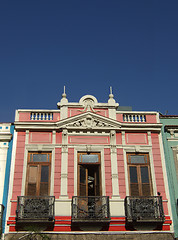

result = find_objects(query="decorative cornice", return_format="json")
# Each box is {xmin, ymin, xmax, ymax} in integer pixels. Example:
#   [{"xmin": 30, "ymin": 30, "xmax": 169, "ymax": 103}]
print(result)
[
  {"xmin": 65, "ymin": 114, "xmax": 115, "ymax": 129},
  {"xmin": 15, "ymin": 111, "xmax": 121, "ymax": 130},
  {"xmin": 172, "ymin": 146, "xmax": 178, "ymax": 151},
  {"xmin": 165, "ymin": 125, "xmax": 178, "ymax": 131},
  {"xmin": 14, "ymin": 111, "xmax": 162, "ymax": 132},
  {"xmin": 0, "ymin": 133, "xmax": 12, "ymax": 142}
]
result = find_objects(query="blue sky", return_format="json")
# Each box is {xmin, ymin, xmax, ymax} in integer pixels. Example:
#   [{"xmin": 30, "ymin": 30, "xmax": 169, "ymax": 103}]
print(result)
[{"xmin": 0, "ymin": 0, "xmax": 178, "ymax": 122}]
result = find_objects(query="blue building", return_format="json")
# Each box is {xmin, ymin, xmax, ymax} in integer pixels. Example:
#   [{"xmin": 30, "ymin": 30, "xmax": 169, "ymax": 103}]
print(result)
[{"xmin": 0, "ymin": 123, "xmax": 14, "ymax": 236}]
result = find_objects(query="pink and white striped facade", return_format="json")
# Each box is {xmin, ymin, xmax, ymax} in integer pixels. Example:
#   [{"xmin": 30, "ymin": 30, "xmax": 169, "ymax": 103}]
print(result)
[{"xmin": 5, "ymin": 93, "xmax": 172, "ymax": 234}]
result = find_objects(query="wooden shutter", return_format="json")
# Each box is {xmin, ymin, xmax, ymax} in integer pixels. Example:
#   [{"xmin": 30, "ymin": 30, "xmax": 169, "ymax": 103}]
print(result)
[
  {"xmin": 27, "ymin": 166, "xmax": 38, "ymax": 196},
  {"xmin": 26, "ymin": 152, "xmax": 51, "ymax": 196},
  {"xmin": 127, "ymin": 153, "xmax": 152, "ymax": 196}
]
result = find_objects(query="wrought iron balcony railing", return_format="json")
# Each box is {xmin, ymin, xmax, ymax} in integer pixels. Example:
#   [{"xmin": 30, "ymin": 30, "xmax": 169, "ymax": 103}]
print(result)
[
  {"xmin": 125, "ymin": 196, "xmax": 165, "ymax": 223},
  {"xmin": 72, "ymin": 196, "xmax": 110, "ymax": 223},
  {"xmin": 16, "ymin": 196, "xmax": 55, "ymax": 223}
]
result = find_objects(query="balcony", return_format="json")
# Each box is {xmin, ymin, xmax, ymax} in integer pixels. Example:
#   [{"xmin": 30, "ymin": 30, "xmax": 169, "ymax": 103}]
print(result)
[
  {"xmin": 30, "ymin": 112, "xmax": 53, "ymax": 121},
  {"xmin": 0, "ymin": 204, "xmax": 4, "ymax": 235},
  {"xmin": 125, "ymin": 196, "xmax": 164, "ymax": 229},
  {"xmin": 16, "ymin": 196, "xmax": 55, "ymax": 230},
  {"xmin": 72, "ymin": 196, "xmax": 110, "ymax": 223},
  {"xmin": 123, "ymin": 114, "xmax": 146, "ymax": 122}
]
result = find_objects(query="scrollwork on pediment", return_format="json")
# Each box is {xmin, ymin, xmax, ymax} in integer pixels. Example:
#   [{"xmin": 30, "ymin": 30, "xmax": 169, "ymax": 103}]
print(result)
[{"xmin": 66, "ymin": 115, "xmax": 115, "ymax": 129}]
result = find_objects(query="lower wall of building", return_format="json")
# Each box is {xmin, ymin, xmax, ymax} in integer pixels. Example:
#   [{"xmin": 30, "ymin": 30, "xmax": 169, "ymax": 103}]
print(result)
[
  {"xmin": 7, "ymin": 215, "xmax": 172, "ymax": 232},
  {"xmin": 4, "ymin": 232, "xmax": 174, "ymax": 240}
]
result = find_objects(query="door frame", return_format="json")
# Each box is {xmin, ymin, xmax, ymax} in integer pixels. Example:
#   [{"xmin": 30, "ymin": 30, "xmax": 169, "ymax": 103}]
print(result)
[{"xmin": 77, "ymin": 152, "xmax": 101, "ymax": 196}]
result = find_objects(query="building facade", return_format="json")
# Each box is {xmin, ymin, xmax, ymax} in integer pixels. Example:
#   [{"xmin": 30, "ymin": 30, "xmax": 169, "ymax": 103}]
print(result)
[
  {"xmin": 0, "ymin": 123, "xmax": 14, "ymax": 236},
  {"xmin": 5, "ymin": 92, "xmax": 173, "ymax": 239},
  {"xmin": 160, "ymin": 114, "xmax": 178, "ymax": 239}
]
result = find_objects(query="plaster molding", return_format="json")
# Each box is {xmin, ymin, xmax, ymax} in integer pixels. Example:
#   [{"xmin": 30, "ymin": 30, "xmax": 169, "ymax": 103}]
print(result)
[
  {"xmin": 0, "ymin": 134, "xmax": 12, "ymax": 142},
  {"xmin": 61, "ymin": 173, "xmax": 68, "ymax": 178},
  {"xmin": 61, "ymin": 145, "xmax": 68, "ymax": 153},
  {"xmin": 86, "ymin": 145, "xmax": 92, "ymax": 152},
  {"xmin": 65, "ymin": 114, "xmax": 118, "ymax": 129},
  {"xmin": 122, "ymin": 145, "xmax": 152, "ymax": 152},
  {"xmin": 52, "ymin": 130, "xmax": 56, "ymax": 144},
  {"xmin": 111, "ymin": 174, "xmax": 118, "ymax": 179},
  {"xmin": 110, "ymin": 145, "xmax": 117, "ymax": 153},
  {"xmin": 79, "ymin": 95, "xmax": 99, "ymax": 113},
  {"xmin": 172, "ymin": 145, "xmax": 178, "ymax": 152},
  {"xmin": 167, "ymin": 138, "xmax": 178, "ymax": 142},
  {"xmin": 25, "ymin": 144, "xmax": 55, "ymax": 151},
  {"xmin": 14, "ymin": 110, "xmax": 162, "ymax": 133}
]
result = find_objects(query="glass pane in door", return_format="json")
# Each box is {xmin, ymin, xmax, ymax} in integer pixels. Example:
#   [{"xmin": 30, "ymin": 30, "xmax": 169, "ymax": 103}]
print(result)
[
  {"xmin": 79, "ymin": 165, "xmax": 86, "ymax": 196},
  {"xmin": 27, "ymin": 166, "xmax": 38, "ymax": 196},
  {"xmin": 40, "ymin": 165, "xmax": 49, "ymax": 196}
]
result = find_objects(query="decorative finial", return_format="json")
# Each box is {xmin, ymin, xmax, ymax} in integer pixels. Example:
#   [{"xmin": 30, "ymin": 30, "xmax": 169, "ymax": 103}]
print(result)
[
  {"xmin": 62, "ymin": 85, "xmax": 66, "ymax": 98},
  {"xmin": 109, "ymin": 86, "xmax": 114, "ymax": 98}
]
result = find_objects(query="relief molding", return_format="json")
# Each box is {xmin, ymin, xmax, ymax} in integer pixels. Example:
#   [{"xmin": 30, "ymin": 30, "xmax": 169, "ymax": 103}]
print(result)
[{"xmin": 66, "ymin": 115, "xmax": 115, "ymax": 129}]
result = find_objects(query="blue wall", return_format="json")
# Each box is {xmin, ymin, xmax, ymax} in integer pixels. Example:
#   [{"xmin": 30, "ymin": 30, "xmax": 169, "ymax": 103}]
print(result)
[{"xmin": 2, "ymin": 125, "xmax": 14, "ymax": 233}]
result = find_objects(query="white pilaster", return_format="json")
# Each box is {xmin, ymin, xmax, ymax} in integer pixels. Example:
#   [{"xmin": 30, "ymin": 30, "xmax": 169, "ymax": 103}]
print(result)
[
  {"xmin": 52, "ymin": 130, "xmax": 56, "ymax": 144},
  {"xmin": 60, "ymin": 129, "xmax": 68, "ymax": 199},
  {"xmin": 110, "ymin": 130, "xmax": 120, "ymax": 199}
]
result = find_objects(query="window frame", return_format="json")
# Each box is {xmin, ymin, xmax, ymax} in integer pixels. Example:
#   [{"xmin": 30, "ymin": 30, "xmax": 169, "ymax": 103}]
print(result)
[
  {"xmin": 77, "ymin": 152, "xmax": 101, "ymax": 196},
  {"xmin": 25, "ymin": 152, "xmax": 51, "ymax": 196},
  {"xmin": 127, "ymin": 153, "xmax": 153, "ymax": 196}
]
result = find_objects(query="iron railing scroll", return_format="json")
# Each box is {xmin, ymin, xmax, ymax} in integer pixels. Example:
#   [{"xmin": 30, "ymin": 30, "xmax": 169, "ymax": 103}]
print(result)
[
  {"xmin": 72, "ymin": 196, "xmax": 110, "ymax": 223},
  {"xmin": 125, "ymin": 196, "xmax": 165, "ymax": 223},
  {"xmin": 16, "ymin": 196, "xmax": 55, "ymax": 223}
]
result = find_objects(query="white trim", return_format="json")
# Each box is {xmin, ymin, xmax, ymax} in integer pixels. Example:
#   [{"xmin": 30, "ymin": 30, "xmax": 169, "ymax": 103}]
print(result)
[
  {"xmin": 146, "ymin": 131, "xmax": 157, "ymax": 195},
  {"xmin": 60, "ymin": 129, "xmax": 69, "ymax": 199},
  {"xmin": 50, "ymin": 148, "xmax": 55, "ymax": 195},
  {"xmin": 79, "ymin": 95, "xmax": 98, "ymax": 105},
  {"xmin": 167, "ymin": 138, "xmax": 178, "ymax": 142},
  {"xmin": 52, "ymin": 130, "xmax": 56, "ymax": 144},
  {"xmin": 148, "ymin": 149, "xmax": 157, "ymax": 196},
  {"xmin": 0, "ymin": 134, "xmax": 12, "ymax": 141},
  {"xmin": 21, "ymin": 147, "xmax": 28, "ymax": 196},
  {"xmin": 73, "ymin": 146, "xmax": 106, "ymax": 196},
  {"xmin": 100, "ymin": 148, "xmax": 106, "ymax": 196},
  {"xmin": 21, "ymin": 144, "xmax": 55, "ymax": 196},
  {"xmin": 123, "ymin": 149, "xmax": 129, "ymax": 196},
  {"xmin": 123, "ymin": 146, "xmax": 157, "ymax": 196},
  {"xmin": 16, "ymin": 109, "xmax": 61, "ymax": 113},
  {"xmin": 74, "ymin": 148, "xmax": 78, "ymax": 196},
  {"xmin": 117, "ymin": 111, "xmax": 158, "ymax": 115}
]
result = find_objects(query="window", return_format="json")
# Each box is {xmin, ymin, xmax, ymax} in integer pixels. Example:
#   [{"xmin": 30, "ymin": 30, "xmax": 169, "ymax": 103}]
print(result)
[
  {"xmin": 25, "ymin": 152, "xmax": 51, "ymax": 196},
  {"xmin": 78, "ymin": 152, "xmax": 101, "ymax": 196},
  {"xmin": 127, "ymin": 153, "xmax": 152, "ymax": 196}
]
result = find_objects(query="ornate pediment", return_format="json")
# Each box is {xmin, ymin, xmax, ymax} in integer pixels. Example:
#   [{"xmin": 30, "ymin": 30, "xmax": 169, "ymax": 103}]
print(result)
[{"xmin": 58, "ymin": 112, "xmax": 121, "ymax": 130}]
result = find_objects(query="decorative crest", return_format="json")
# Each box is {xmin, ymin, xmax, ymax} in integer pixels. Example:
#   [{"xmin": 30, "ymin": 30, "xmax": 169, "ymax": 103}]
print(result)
[{"xmin": 79, "ymin": 95, "xmax": 99, "ymax": 113}]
